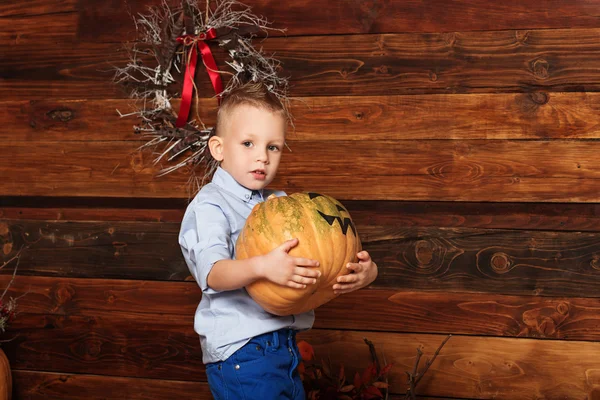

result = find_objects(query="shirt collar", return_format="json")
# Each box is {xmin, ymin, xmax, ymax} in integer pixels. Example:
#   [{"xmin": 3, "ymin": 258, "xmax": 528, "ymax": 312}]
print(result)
[{"xmin": 212, "ymin": 167, "xmax": 265, "ymax": 203}]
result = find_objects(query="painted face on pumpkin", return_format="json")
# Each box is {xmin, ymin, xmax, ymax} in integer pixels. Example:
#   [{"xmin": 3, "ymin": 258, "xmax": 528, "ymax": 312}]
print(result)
[
  {"xmin": 308, "ymin": 192, "xmax": 357, "ymax": 237},
  {"xmin": 236, "ymin": 191, "xmax": 362, "ymax": 316}
]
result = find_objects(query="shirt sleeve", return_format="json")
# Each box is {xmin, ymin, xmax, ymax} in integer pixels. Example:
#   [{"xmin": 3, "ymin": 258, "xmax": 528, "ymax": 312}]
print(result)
[{"xmin": 179, "ymin": 201, "xmax": 233, "ymax": 294}]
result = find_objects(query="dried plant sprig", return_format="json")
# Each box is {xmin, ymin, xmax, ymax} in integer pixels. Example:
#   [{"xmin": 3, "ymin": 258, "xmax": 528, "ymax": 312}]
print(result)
[
  {"xmin": 404, "ymin": 334, "xmax": 452, "ymax": 400},
  {"xmin": 0, "ymin": 245, "xmax": 27, "ymax": 334},
  {"xmin": 113, "ymin": 0, "xmax": 290, "ymax": 194},
  {"xmin": 299, "ymin": 339, "xmax": 393, "ymax": 399}
]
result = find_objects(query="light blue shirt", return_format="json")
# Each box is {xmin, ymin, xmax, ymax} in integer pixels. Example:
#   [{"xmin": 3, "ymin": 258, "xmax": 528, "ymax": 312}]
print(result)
[{"xmin": 179, "ymin": 167, "xmax": 315, "ymax": 364}]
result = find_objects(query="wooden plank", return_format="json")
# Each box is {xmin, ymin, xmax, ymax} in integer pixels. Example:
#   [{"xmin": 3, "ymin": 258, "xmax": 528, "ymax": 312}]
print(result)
[
  {"xmin": 4, "ymin": 28, "xmax": 600, "ymax": 100},
  {"xmin": 4, "ymin": 311, "xmax": 600, "ymax": 399},
  {"xmin": 3, "ymin": 310, "xmax": 205, "ymax": 381},
  {"xmin": 73, "ymin": 0, "xmax": 600, "ymax": 39},
  {"xmin": 0, "ymin": 204, "xmax": 186, "ymax": 223},
  {"xmin": 12, "ymin": 370, "xmax": 213, "ymax": 400},
  {"xmin": 281, "ymin": 140, "xmax": 599, "ymax": 178},
  {"xmin": 297, "ymin": 330, "xmax": 600, "ymax": 399},
  {"xmin": 0, "ymin": 41, "xmax": 125, "ymax": 100},
  {"xmin": 271, "ymin": 28, "xmax": 600, "ymax": 97},
  {"xmin": 11, "ymin": 370, "xmax": 449, "ymax": 400},
  {"xmin": 0, "ymin": 13, "xmax": 77, "ymax": 44},
  {"xmin": 0, "ymin": 99, "xmax": 145, "ymax": 142},
  {"xmin": 0, "ymin": 276, "xmax": 200, "ymax": 317},
  {"xmin": 315, "ymin": 289, "xmax": 600, "ymax": 341},
  {"xmin": 278, "ymin": 173, "xmax": 600, "ymax": 202},
  {"xmin": 5, "ymin": 92, "xmax": 600, "ymax": 142},
  {"xmin": 3, "ymin": 200, "xmax": 600, "ymax": 232},
  {"xmin": 347, "ymin": 201, "xmax": 600, "ymax": 233},
  {"xmin": 2, "ymin": 139, "xmax": 600, "ymax": 201},
  {"xmin": 3, "ymin": 219, "xmax": 600, "ymax": 297},
  {"xmin": 364, "ymin": 226, "xmax": 600, "ymax": 297},
  {"xmin": 0, "ymin": 219, "xmax": 189, "ymax": 281},
  {"xmin": 252, "ymin": 92, "xmax": 600, "ymax": 141},
  {"xmin": 0, "ymin": 0, "xmax": 76, "ymax": 17},
  {"xmin": 5, "ymin": 275, "xmax": 600, "ymax": 341}
]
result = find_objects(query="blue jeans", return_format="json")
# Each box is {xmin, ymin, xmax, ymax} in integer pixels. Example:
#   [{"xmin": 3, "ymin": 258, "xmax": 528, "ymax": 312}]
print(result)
[{"xmin": 205, "ymin": 328, "xmax": 305, "ymax": 400}]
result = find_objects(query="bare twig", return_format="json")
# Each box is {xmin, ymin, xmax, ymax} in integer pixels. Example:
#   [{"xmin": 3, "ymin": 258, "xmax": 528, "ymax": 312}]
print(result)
[
  {"xmin": 0, "ymin": 245, "xmax": 28, "ymax": 335},
  {"xmin": 404, "ymin": 334, "xmax": 451, "ymax": 400},
  {"xmin": 364, "ymin": 338, "xmax": 381, "ymax": 375},
  {"xmin": 0, "ymin": 245, "xmax": 26, "ymax": 301}
]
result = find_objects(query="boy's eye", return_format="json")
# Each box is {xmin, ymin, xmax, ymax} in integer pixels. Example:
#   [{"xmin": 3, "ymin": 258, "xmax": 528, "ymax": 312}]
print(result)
[
  {"xmin": 242, "ymin": 141, "xmax": 253, "ymax": 147},
  {"xmin": 268, "ymin": 145, "xmax": 280, "ymax": 151}
]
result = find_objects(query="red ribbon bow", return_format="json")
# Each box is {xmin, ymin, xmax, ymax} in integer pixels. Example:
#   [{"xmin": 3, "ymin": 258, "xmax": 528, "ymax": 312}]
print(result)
[{"xmin": 175, "ymin": 28, "xmax": 223, "ymax": 128}]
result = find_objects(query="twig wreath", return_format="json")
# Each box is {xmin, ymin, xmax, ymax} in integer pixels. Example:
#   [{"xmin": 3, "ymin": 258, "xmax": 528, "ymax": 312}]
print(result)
[{"xmin": 114, "ymin": 0, "xmax": 289, "ymax": 191}]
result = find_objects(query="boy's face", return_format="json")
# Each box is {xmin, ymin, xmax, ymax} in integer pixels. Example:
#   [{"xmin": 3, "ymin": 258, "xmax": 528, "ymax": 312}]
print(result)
[{"xmin": 210, "ymin": 104, "xmax": 286, "ymax": 191}]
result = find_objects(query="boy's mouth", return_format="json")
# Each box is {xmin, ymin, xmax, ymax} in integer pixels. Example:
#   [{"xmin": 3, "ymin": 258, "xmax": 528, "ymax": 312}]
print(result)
[{"xmin": 251, "ymin": 169, "xmax": 266, "ymax": 180}]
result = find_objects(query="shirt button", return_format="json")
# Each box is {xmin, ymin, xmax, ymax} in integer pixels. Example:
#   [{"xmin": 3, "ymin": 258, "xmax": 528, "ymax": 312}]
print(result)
[
  {"xmin": 235, "ymin": 364, "xmax": 240, "ymax": 370},
  {"xmin": 245, "ymin": 194, "xmax": 250, "ymax": 199}
]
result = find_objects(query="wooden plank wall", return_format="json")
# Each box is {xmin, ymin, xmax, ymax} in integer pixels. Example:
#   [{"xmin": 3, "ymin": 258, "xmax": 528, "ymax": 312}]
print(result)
[{"xmin": 2, "ymin": 1, "xmax": 600, "ymax": 398}]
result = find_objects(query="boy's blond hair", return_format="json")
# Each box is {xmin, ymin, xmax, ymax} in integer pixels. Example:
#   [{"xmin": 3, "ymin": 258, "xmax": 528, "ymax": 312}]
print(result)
[{"xmin": 215, "ymin": 81, "xmax": 288, "ymax": 136}]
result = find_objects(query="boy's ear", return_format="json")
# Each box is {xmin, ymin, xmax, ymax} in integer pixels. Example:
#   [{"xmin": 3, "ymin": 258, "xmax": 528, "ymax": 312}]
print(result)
[{"xmin": 208, "ymin": 135, "xmax": 224, "ymax": 161}]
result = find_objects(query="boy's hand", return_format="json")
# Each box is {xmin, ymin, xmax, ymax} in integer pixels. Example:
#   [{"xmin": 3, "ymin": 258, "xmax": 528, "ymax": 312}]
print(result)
[
  {"xmin": 260, "ymin": 238, "xmax": 321, "ymax": 289},
  {"xmin": 333, "ymin": 250, "xmax": 378, "ymax": 295}
]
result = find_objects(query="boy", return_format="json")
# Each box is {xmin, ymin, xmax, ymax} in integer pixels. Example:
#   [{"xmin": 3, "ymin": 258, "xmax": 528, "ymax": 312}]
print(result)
[{"xmin": 179, "ymin": 82, "xmax": 378, "ymax": 399}]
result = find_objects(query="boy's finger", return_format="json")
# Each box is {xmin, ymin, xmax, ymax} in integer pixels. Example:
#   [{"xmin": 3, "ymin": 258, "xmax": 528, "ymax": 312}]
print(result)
[
  {"xmin": 346, "ymin": 262, "xmax": 363, "ymax": 273},
  {"xmin": 291, "ymin": 275, "xmax": 318, "ymax": 285},
  {"xmin": 333, "ymin": 282, "xmax": 358, "ymax": 294},
  {"xmin": 356, "ymin": 251, "xmax": 370, "ymax": 261},
  {"xmin": 287, "ymin": 281, "xmax": 307, "ymax": 289},
  {"xmin": 294, "ymin": 257, "xmax": 320, "ymax": 268},
  {"xmin": 294, "ymin": 266, "xmax": 321, "ymax": 278},
  {"xmin": 280, "ymin": 238, "xmax": 299, "ymax": 252},
  {"xmin": 337, "ymin": 274, "xmax": 359, "ymax": 284}
]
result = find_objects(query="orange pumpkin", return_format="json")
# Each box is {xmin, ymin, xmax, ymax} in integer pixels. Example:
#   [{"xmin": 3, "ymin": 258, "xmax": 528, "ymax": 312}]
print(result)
[
  {"xmin": 0, "ymin": 348, "xmax": 11, "ymax": 400},
  {"xmin": 236, "ymin": 192, "xmax": 361, "ymax": 315}
]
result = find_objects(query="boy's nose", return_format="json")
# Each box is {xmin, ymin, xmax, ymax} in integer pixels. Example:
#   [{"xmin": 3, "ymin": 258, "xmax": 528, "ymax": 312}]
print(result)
[{"xmin": 256, "ymin": 151, "xmax": 269, "ymax": 163}]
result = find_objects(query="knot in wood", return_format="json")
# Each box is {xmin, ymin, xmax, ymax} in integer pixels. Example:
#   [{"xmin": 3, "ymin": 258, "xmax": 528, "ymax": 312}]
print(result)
[
  {"xmin": 85, "ymin": 339, "xmax": 103, "ymax": 357},
  {"xmin": 490, "ymin": 252, "xmax": 511, "ymax": 273},
  {"xmin": 0, "ymin": 222, "xmax": 8, "ymax": 236},
  {"xmin": 106, "ymin": 291, "xmax": 117, "ymax": 304},
  {"xmin": 530, "ymin": 92, "xmax": 549, "ymax": 105},
  {"xmin": 591, "ymin": 255, "xmax": 600, "ymax": 270},
  {"xmin": 415, "ymin": 240, "xmax": 434, "ymax": 266},
  {"xmin": 515, "ymin": 30, "xmax": 530, "ymax": 45},
  {"xmin": 532, "ymin": 59, "xmax": 550, "ymax": 79},
  {"xmin": 130, "ymin": 152, "xmax": 145, "ymax": 172},
  {"xmin": 3, "ymin": 242, "xmax": 13, "ymax": 255},
  {"xmin": 46, "ymin": 108, "xmax": 74, "ymax": 122},
  {"xmin": 375, "ymin": 65, "xmax": 389, "ymax": 75},
  {"xmin": 556, "ymin": 302, "xmax": 569, "ymax": 315},
  {"xmin": 443, "ymin": 32, "xmax": 456, "ymax": 47},
  {"xmin": 55, "ymin": 283, "xmax": 75, "ymax": 305}
]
